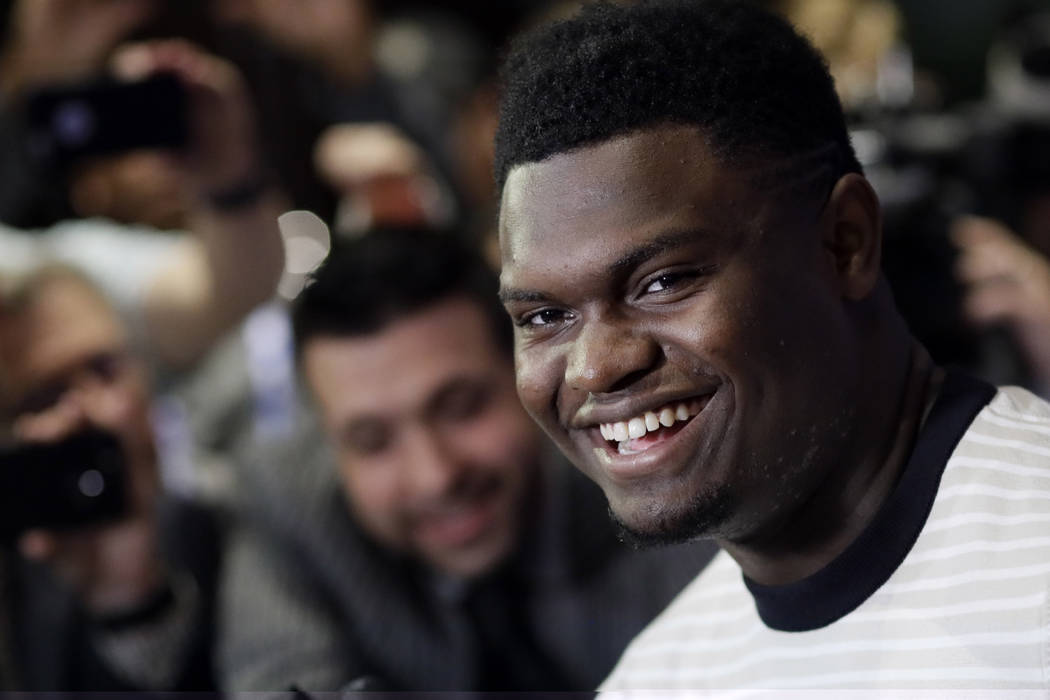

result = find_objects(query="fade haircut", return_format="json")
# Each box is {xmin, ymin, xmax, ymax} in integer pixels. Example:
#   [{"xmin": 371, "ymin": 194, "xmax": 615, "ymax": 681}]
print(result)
[
  {"xmin": 292, "ymin": 229, "xmax": 512, "ymax": 359},
  {"xmin": 494, "ymin": 0, "xmax": 862, "ymax": 199}
]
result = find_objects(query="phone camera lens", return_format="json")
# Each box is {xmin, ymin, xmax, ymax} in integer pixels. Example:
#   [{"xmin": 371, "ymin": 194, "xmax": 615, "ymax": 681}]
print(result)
[
  {"xmin": 77, "ymin": 469, "xmax": 106, "ymax": 498},
  {"xmin": 52, "ymin": 100, "xmax": 96, "ymax": 147}
]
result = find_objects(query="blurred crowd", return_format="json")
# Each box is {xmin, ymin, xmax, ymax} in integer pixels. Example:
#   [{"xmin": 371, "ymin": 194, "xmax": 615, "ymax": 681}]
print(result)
[{"xmin": 0, "ymin": 0, "xmax": 1048, "ymax": 694}]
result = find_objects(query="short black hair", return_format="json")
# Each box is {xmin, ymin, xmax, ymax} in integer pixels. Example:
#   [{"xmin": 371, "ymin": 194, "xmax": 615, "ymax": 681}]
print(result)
[
  {"xmin": 291, "ymin": 229, "xmax": 511, "ymax": 358},
  {"xmin": 494, "ymin": 0, "xmax": 861, "ymax": 194}
]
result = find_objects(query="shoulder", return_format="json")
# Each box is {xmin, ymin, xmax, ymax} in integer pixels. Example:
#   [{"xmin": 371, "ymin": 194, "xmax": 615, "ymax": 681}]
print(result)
[
  {"xmin": 952, "ymin": 384, "xmax": 1050, "ymax": 473},
  {"xmin": 600, "ymin": 550, "xmax": 750, "ymax": 690}
]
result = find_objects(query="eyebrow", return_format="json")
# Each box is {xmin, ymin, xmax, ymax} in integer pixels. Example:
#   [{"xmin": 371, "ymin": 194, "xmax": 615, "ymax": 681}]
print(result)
[
  {"xmin": 608, "ymin": 228, "xmax": 716, "ymax": 275},
  {"xmin": 497, "ymin": 288, "xmax": 550, "ymax": 304},
  {"xmin": 498, "ymin": 228, "xmax": 716, "ymax": 305}
]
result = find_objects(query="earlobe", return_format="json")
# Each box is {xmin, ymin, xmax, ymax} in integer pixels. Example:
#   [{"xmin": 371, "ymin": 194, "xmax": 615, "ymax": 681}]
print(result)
[{"xmin": 822, "ymin": 173, "xmax": 883, "ymax": 301}]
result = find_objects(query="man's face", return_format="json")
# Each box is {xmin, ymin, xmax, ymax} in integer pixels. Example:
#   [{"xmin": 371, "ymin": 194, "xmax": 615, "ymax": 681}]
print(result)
[
  {"xmin": 302, "ymin": 297, "xmax": 540, "ymax": 578},
  {"xmin": 0, "ymin": 277, "xmax": 155, "ymax": 479},
  {"xmin": 498, "ymin": 126, "xmax": 859, "ymax": 545}
]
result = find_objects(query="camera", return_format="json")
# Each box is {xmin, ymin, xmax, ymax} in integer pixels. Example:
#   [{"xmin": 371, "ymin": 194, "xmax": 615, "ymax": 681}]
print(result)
[
  {"xmin": 0, "ymin": 429, "xmax": 129, "ymax": 541},
  {"xmin": 22, "ymin": 73, "xmax": 188, "ymax": 171}
]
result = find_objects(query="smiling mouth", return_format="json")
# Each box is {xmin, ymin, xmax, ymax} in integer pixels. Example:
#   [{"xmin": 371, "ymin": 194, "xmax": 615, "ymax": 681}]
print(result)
[{"xmin": 598, "ymin": 397, "xmax": 709, "ymax": 455}]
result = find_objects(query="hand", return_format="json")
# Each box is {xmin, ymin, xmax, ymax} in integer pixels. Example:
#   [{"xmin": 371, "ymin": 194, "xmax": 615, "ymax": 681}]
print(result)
[
  {"xmin": 0, "ymin": 0, "xmax": 155, "ymax": 98},
  {"xmin": 314, "ymin": 122, "xmax": 452, "ymax": 231},
  {"xmin": 952, "ymin": 215, "xmax": 1050, "ymax": 386},
  {"xmin": 110, "ymin": 40, "xmax": 261, "ymax": 195},
  {"xmin": 12, "ymin": 361, "xmax": 164, "ymax": 615}
]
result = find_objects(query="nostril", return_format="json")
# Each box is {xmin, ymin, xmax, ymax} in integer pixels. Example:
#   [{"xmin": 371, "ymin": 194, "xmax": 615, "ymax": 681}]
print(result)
[{"xmin": 606, "ymin": 367, "xmax": 655, "ymax": 394}]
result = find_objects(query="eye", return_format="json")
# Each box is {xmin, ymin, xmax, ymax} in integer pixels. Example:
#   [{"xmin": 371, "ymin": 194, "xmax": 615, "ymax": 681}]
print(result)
[
  {"xmin": 340, "ymin": 422, "xmax": 392, "ymax": 457},
  {"xmin": 638, "ymin": 266, "xmax": 716, "ymax": 299},
  {"xmin": 434, "ymin": 383, "xmax": 491, "ymax": 423},
  {"xmin": 644, "ymin": 273, "xmax": 688, "ymax": 294},
  {"xmin": 517, "ymin": 307, "xmax": 573, "ymax": 329}
]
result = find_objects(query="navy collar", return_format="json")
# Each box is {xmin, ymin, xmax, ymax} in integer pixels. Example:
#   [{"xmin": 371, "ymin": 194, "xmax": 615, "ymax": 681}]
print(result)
[{"xmin": 745, "ymin": 371, "xmax": 996, "ymax": 632}]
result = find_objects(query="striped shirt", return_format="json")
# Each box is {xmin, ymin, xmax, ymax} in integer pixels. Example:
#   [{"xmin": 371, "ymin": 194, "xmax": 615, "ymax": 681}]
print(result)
[{"xmin": 602, "ymin": 375, "xmax": 1050, "ymax": 694}]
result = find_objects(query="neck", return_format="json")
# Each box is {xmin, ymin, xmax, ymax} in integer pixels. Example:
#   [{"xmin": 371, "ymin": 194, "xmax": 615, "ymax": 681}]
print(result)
[{"xmin": 723, "ymin": 338, "xmax": 937, "ymax": 586}]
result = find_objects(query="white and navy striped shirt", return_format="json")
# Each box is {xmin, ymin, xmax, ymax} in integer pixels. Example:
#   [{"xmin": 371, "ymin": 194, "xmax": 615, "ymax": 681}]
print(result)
[{"xmin": 602, "ymin": 374, "xmax": 1050, "ymax": 694}]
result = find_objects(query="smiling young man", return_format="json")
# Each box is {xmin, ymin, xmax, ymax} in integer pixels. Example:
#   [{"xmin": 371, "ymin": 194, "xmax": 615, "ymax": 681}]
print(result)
[{"xmin": 495, "ymin": 1, "xmax": 1050, "ymax": 691}]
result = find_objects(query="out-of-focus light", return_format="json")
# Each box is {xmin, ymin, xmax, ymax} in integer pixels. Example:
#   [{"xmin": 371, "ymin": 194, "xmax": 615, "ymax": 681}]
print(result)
[{"xmin": 276, "ymin": 210, "xmax": 331, "ymax": 300}]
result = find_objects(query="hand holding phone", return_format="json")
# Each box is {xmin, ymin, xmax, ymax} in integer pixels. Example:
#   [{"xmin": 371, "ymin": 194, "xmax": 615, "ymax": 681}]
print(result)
[
  {"xmin": 6, "ymin": 351, "xmax": 166, "ymax": 614},
  {"xmin": 0, "ymin": 428, "xmax": 128, "ymax": 540},
  {"xmin": 109, "ymin": 40, "xmax": 263, "ymax": 194}
]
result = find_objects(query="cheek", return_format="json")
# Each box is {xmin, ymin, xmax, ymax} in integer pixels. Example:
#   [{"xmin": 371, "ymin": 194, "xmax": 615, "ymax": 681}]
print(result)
[
  {"xmin": 454, "ymin": 401, "xmax": 537, "ymax": 469},
  {"xmin": 337, "ymin": 460, "xmax": 402, "ymax": 533},
  {"xmin": 514, "ymin": 352, "xmax": 559, "ymax": 423}
]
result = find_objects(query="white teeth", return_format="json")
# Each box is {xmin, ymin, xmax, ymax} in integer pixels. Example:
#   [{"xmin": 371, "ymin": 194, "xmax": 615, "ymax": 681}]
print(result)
[
  {"xmin": 598, "ymin": 400, "xmax": 706, "ymax": 445},
  {"xmin": 659, "ymin": 407, "xmax": 675, "ymax": 427}
]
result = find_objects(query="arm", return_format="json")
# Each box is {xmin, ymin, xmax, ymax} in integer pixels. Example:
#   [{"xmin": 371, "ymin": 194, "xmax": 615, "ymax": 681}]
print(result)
[{"xmin": 110, "ymin": 41, "xmax": 287, "ymax": 369}]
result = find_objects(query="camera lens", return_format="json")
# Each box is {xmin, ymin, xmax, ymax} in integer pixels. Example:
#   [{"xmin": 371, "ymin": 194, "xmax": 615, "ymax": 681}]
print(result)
[
  {"xmin": 52, "ymin": 100, "xmax": 96, "ymax": 147},
  {"xmin": 77, "ymin": 469, "xmax": 106, "ymax": 498}
]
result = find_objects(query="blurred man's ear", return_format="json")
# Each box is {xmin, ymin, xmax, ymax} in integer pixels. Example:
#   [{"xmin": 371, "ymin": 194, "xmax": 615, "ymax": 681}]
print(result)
[{"xmin": 821, "ymin": 173, "xmax": 882, "ymax": 301}]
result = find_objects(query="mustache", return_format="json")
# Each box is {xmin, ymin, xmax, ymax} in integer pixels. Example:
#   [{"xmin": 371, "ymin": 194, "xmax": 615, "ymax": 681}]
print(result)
[{"xmin": 407, "ymin": 472, "xmax": 503, "ymax": 522}]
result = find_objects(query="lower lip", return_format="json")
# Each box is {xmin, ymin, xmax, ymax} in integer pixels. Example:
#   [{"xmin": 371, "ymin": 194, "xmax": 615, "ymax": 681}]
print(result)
[
  {"xmin": 414, "ymin": 495, "xmax": 499, "ymax": 549},
  {"xmin": 587, "ymin": 394, "xmax": 716, "ymax": 482}
]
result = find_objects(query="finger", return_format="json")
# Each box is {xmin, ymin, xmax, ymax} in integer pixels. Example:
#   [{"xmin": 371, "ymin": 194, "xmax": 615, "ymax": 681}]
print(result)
[
  {"xmin": 962, "ymin": 280, "xmax": 1026, "ymax": 325},
  {"xmin": 954, "ymin": 232, "xmax": 1042, "ymax": 284},
  {"xmin": 18, "ymin": 530, "xmax": 58, "ymax": 561},
  {"xmin": 109, "ymin": 42, "xmax": 156, "ymax": 82},
  {"xmin": 950, "ymin": 215, "xmax": 1017, "ymax": 249},
  {"xmin": 12, "ymin": 400, "xmax": 85, "ymax": 442}
]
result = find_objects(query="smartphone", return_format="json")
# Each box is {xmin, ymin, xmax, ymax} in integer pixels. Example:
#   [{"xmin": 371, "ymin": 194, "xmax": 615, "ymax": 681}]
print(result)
[
  {"xmin": 23, "ymin": 73, "xmax": 188, "ymax": 170},
  {"xmin": 0, "ymin": 429, "xmax": 128, "ymax": 541}
]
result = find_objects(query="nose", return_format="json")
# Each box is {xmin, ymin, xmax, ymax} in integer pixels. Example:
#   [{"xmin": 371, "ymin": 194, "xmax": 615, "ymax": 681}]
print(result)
[
  {"xmin": 401, "ymin": 426, "xmax": 464, "ymax": 502},
  {"xmin": 565, "ymin": 315, "xmax": 659, "ymax": 395}
]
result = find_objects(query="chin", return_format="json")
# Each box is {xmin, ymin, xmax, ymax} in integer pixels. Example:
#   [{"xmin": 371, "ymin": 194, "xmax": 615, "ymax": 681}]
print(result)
[
  {"xmin": 428, "ymin": 534, "xmax": 515, "ymax": 579},
  {"xmin": 606, "ymin": 482, "xmax": 736, "ymax": 549}
]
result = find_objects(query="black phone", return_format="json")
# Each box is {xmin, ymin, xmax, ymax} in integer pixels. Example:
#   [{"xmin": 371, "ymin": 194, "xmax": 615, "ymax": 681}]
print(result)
[
  {"xmin": 0, "ymin": 429, "xmax": 128, "ymax": 541},
  {"xmin": 23, "ymin": 73, "xmax": 188, "ymax": 170}
]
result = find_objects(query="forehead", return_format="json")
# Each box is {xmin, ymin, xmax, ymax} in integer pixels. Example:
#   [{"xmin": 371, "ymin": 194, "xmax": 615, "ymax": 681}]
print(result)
[
  {"xmin": 0, "ymin": 277, "xmax": 125, "ymax": 397},
  {"xmin": 498, "ymin": 126, "xmax": 776, "ymax": 281},
  {"xmin": 301, "ymin": 297, "xmax": 511, "ymax": 423}
]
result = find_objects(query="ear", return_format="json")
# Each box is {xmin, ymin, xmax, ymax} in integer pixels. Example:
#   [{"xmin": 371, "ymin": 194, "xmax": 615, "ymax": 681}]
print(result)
[{"xmin": 821, "ymin": 173, "xmax": 882, "ymax": 301}]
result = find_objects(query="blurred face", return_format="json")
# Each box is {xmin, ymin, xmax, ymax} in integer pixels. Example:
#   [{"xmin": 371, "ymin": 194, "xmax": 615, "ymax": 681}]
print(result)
[
  {"xmin": 0, "ymin": 277, "xmax": 155, "ymax": 475},
  {"xmin": 499, "ymin": 126, "xmax": 858, "ymax": 545},
  {"xmin": 70, "ymin": 151, "xmax": 187, "ymax": 230},
  {"xmin": 302, "ymin": 297, "xmax": 540, "ymax": 578}
]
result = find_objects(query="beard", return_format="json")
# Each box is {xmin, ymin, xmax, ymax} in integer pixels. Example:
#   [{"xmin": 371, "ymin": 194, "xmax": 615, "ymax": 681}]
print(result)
[{"xmin": 609, "ymin": 480, "xmax": 738, "ymax": 549}]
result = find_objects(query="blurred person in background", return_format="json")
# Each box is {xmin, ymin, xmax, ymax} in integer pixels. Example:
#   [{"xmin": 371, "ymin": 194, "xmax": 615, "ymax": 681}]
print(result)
[
  {"xmin": 774, "ymin": 0, "xmax": 1050, "ymax": 398},
  {"xmin": 0, "ymin": 265, "xmax": 220, "ymax": 691},
  {"xmin": 218, "ymin": 229, "xmax": 715, "ymax": 692},
  {"xmin": 210, "ymin": 0, "xmax": 467, "ymax": 232},
  {"xmin": 0, "ymin": 36, "xmax": 286, "ymax": 370},
  {"xmin": 0, "ymin": 36, "xmax": 284, "ymax": 692}
]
